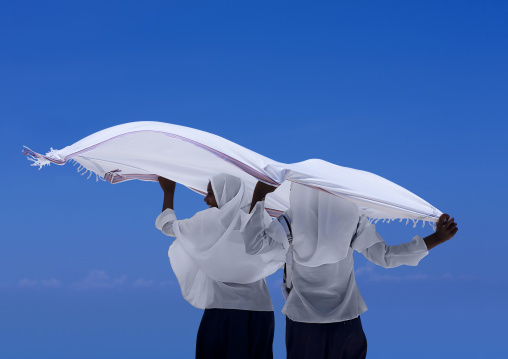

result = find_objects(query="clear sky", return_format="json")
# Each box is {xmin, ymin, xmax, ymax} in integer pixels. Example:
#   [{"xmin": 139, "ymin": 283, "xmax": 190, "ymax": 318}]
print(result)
[{"xmin": 1, "ymin": 1, "xmax": 507, "ymax": 358}]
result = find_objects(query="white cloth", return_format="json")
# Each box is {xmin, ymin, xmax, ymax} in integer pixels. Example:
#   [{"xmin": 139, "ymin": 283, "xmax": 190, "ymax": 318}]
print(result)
[
  {"xmin": 285, "ymin": 237, "xmax": 428, "ymax": 323},
  {"xmin": 157, "ymin": 210, "xmax": 273, "ymax": 311},
  {"xmin": 25, "ymin": 121, "xmax": 441, "ymax": 226},
  {"xmin": 155, "ymin": 174, "xmax": 280, "ymax": 310},
  {"xmin": 169, "ymin": 174, "xmax": 282, "ymax": 284},
  {"xmin": 242, "ymin": 184, "xmax": 429, "ymax": 323}
]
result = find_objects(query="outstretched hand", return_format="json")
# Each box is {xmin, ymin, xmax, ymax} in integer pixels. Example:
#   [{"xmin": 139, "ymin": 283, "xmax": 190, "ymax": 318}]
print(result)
[
  {"xmin": 435, "ymin": 214, "xmax": 458, "ymax": 242},
  {"xmin": 423, "ymin": 213, "xmax": 458, "ymax": 250}
]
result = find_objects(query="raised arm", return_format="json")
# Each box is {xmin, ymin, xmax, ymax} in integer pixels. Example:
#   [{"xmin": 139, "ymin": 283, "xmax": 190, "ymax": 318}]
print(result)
[
  {"xmin": 423, "ymin": 213, "xmax": 458, "ymax": 250},
  {"xmin": 156, "ymin": 177, "xmax": 177, "ymax": 237},
  {"xmin": 158, "ymin": 176, "xmax": 176, "ymax": 212},
  {"xmin": 249, "ymin": 181, "xmax": 278, "ymax": 213},
  {"xmin": 356, "ymin": 213, "xmax": 458, "ymax": 268}
]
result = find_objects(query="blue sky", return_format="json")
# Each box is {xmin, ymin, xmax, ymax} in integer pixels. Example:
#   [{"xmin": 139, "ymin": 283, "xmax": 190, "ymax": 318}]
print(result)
[{"xmin": 1, "ymin": 1, "xmax": 507, "ymax": 358}]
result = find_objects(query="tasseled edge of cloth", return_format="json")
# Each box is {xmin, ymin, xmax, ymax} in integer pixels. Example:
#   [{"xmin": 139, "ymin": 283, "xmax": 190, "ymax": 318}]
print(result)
[
  {"xmin": 22, "ymin": 146, "xmax": 106, "ymax": 182},
  {"xmin": 367, "ymin": 217, "xmax": 437, "ymax": 230}
]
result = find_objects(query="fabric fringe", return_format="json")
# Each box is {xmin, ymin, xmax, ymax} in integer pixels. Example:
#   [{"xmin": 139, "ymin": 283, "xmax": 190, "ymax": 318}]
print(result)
[
  {"xmin": 367, "ymin": 215, "xmax": 436, "ymax": 229},
  {"xmin": 75, "ymin": 165, "xmax": 104, "ymax": 182},
  {"xmin": 22, "ymin": 146, "xmax": 51, "ymax": 169},
  {"xmin": 23, "ymin": 147, "xmax": 107, "ymax": 183}
]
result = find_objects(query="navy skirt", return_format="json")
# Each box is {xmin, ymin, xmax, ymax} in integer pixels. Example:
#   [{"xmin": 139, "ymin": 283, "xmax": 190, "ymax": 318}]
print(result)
[
  {"xmin": 286, "ymin": 316, "xmax": 367, "ymax": 359},
  {"xmin": 196, "ymin": 308, "xmax": 275, "ymax": 359}
]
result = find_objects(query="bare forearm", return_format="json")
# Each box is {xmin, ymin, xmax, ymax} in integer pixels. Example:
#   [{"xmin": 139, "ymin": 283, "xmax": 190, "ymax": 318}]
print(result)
[
  {"xmin": 162, "ymin": 191, "xmax": 174, "ymax": 211},
  {"xmin": 158, "ymin": 177, "xmax": 176, "ymax": 212},
  {"xmin": 423, "ymin": 233, "xmax": 442, "ymax": 250}
]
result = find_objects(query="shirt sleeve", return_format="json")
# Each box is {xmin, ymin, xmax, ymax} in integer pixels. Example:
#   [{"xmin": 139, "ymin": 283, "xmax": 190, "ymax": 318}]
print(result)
[
  {"xmin": 352, "ymin": 216, "xmax": 429, "ymax": 268},
  {"xmin": 241, "ymin": 201, "xmax": 289, "ymax": 256},
  {"xmin": 155, "ymin": 208, "xmax": 177, "ymax": 237},
  {"xmin": 360, "ymin": 236, "xmax": 429, "ymax": 268}
]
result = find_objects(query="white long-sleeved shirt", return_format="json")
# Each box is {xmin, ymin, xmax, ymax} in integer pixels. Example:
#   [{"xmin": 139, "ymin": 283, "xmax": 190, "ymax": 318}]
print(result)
[
  {"xmin": 244, "ymin": 206, "xmax": 429, "ymax": 323},
  {"xmin": 156, "ymin": 209, "xmax": 274, "ymax": 311}
]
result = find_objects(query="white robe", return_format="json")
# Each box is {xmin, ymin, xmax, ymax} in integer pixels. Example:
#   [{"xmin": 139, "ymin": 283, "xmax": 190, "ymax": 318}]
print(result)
[
  {"xmin": 157, "ymin": 209, "xmax": 274, "ymax": 311},
  {"xmin": 156, "ymin": 174, "xmax": 282, "ymax": 311},
  {"xmin": 242, "ymin": 183, "xmax": 429, "ymax": 323}
]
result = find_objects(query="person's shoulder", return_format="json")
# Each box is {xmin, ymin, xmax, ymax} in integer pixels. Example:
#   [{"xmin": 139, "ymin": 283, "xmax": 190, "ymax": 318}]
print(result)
[{"xmin": 193, "ymin": 207, "xmax": 219, "ymax": 218}]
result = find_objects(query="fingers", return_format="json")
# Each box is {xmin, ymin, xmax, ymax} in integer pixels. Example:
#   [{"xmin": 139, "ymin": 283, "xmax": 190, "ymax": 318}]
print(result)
[
  {"xmin": 446, "ymin": 222, "xmax": 457, "ymax": 234},
  {"xmin": 442, "ymin": 219, "xmax": 458, "ymax": 241},
  {"xmin": 158, "ymin": 176, "xmax": 175, "ymax": 184},
  {"xmin": 438, "ymin": 214, "xmax": 457, "ymax": 230},
  {"xmin": 435, "ymin": 214, "xmax": 458, "ymax": 242},
  {"xmin": 445, "ymin": 217, "xmax": 456, "ymax": 230},
  {"xmin": 438, "ymin": 213, "xmax": 450, "ymax": 227},
  {"xmin": 158, "ymin": 176, "xmax": 176, "ymax": 192},
  {"xmin": 443, "ymin": 224, "xmax": 458, "ymax": 241},
  {"xmin": 441, "ymin": 216, "xmax": 456, "ymax": 231},
  {"xmin": 158, "ymin": 176, "xmax": 172, "ymax": 184},
  {"xmin": 444, "ymin": 217, "xmax": 454, "ymax": 227},
  {"xmin": 257, "ymin": 181, "xmax": 278, "ymax": 192}
]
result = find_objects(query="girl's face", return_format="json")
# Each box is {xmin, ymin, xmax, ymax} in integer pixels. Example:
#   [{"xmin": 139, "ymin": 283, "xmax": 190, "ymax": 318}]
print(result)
[{"xmin": 204, "ymin": 181, "xmax": 218, "ymax": 208}]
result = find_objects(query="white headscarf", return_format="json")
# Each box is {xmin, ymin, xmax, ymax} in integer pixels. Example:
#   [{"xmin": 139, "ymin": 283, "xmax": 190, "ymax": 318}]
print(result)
[
  {"xmin": 172, "ymin": 173, "xmax": 282, "ymax": 284},
  {"xmin": 289, "ymin": 183, "xmax": 362, "ymax": 267}
]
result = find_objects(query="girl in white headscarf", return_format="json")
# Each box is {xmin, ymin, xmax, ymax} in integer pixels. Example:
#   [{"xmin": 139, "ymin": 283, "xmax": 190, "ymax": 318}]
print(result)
[
  {"xmin": 242, "ymin": 181, "xmax": 458, "ymax": 359},
  {"xmin": 155, "ymin": 174, "xmax": 283, "ymax": 359}
]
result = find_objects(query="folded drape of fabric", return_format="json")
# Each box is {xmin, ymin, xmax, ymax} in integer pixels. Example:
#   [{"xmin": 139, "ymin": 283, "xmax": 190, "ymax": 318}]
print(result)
[
  {"xmin": 23, "ymin": 121, "xmax": 441, "ymax": 226},
  {"xmin": 171, "ymin": 174, "xmax": 282, "ymax": 284}
]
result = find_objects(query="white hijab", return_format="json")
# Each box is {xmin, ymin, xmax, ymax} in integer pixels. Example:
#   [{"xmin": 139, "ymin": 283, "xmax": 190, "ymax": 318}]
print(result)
[
  {"xmin": 172, "ymin": 173, "xmax": 282, "ymax": 284},
  {"xmin": 289, "ymin": 183, "xmax": 362, "ymax": 267}
]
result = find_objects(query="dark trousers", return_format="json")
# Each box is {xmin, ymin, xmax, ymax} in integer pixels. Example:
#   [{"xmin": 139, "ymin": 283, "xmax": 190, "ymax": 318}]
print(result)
[
  {"xmin": 196, "ymin": 308, "xmax": 275, "ymax": 359},
  {"xmin": 286, "ymin": 316, "xmax": 367, "ymax": 359}
]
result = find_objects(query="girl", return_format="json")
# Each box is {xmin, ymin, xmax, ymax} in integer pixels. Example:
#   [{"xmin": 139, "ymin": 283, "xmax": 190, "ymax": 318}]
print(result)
[{"xmin": 156, "ymin": 174, "xmax": 283, "ymax": 359}]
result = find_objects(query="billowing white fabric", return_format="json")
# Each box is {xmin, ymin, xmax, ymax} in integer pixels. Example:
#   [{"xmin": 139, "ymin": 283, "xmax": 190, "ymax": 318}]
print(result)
[
  {"xmin": 161, "ymin": 174, "xmax": 283, "ymax": 284},
  {"xmin": 24, "ymin": 121, "xmax": 441, "ymax": 225}
]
